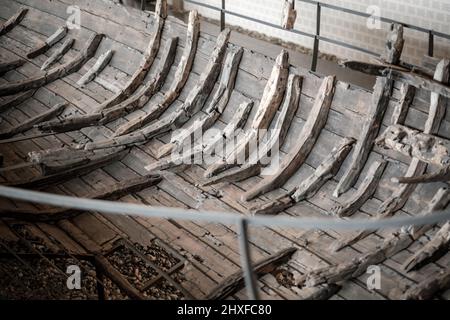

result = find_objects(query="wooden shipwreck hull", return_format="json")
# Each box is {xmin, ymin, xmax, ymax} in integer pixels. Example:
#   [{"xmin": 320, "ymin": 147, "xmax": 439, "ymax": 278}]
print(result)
[{"xmin": 0, "ymin": 0, "xmax": 449, "ymax": 300}]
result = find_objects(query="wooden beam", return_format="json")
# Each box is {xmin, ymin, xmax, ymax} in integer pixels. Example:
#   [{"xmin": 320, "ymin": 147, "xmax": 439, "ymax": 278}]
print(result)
[
  {"xmin": 157, "ymin": 47, "xmax": 244, "ymax": 159},
  {"xmin": 205, "ymin": 247, "xmax": 296, "ymax": 300},
  {"xmin": 331, "ymin": 160, "xmax": 386, "ymax": 218},
  {"xmin": 0, "ymin": 102, "xmax": 67, "ymax": 139},
  {"xmin": 391, "ymin": 83, "xmax": 415, "ymax": 125},
  {"xmin": 145, "ymin": 100, "xmax": 253, "ymax": 172},
  {"xmin": 0, "ymin": 33, "xmax": 104, "ymax": 97},
  {"xmin": 40, "ymin": 37, "xmax": 75, "ymax": 71},
  {"xmin": 0, "ymin": 7, "xmax": 28, "ymax": 36},
  {"xmin": 392, "ymin": 165, "xmax": 450, "ymax": 184},
  {"xmin": 0, "ymin": 90, "xmax": 36, "ymax": 112},
  {"xmin": 203, "ymin": 74, "xmax": 302, "ymax": 186},
  {"xmin": 401, "ymin": 269, "xmax": 450, "ymax": 300},
  {"xmin": 0, "ymin": 174, "xmax": 162, "ymax": 222},
  {"xmin": 83, "ymin": 27, "xmax": 230, "ymax": 151},
  {"xmin": 77, "ymin": 49, "xmax": 114, "ymax": 86},
  {"xmin": 242, "ymin": 75, "xmax": 335, "ymax": 202},
  {"xmin": 0, "ymin": 58, "xmax": 26, "ymax": 76},
  {"xmin": 26, "ymin": 26, "xmax": 68, "ymax": 59},
  {"xmin": 94, "ymin": 0, "xmax": 168, "ymax": 111},
  {"xmin": 114, "ymin": 10, "xmax": 200, "ymax": 134},
  {"xmin": 204, "ymin": 49, "xmax": 290, "ymax": 178},
  {"xmin": 281, "ymin": 0, "xmax": 297, "ymax": 30}
]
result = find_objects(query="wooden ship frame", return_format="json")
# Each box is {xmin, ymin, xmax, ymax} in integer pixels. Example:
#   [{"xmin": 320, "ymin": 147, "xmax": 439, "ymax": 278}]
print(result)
[{"xmin": 0, "ymin": 0, "xmax": 449, "ymax": 300}]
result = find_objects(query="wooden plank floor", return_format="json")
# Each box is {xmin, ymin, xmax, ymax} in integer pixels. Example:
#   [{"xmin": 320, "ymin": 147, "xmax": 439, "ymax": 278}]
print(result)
[{"xmin": 0, "ymin": 0, "xmax": 449, "ymax": 300}]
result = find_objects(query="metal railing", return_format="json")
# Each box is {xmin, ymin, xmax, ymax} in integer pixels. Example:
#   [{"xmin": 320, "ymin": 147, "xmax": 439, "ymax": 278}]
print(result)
[
  {"xmin": 183, "ymin": 0, "xmax": 450, "ymax": 72},
  {"xmin": 1, "ymin": 185, "xmax": 450, "ymax": 300}
]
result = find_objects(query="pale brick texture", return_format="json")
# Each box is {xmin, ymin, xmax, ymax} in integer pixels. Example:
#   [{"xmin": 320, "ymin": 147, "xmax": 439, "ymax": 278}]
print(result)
[{"xmin": 172, "ymin": 0, "xmax": 450, "ymax": 66}]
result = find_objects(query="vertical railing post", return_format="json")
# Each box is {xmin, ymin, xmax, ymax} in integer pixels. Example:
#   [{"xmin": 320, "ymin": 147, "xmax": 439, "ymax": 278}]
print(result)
[
  {"xmin": 238, "ymin": 218, "xmax": 260, "ymax": 300},
  {"xmin": 311, "ymin": 2, "xmax": 321, "ymax": 72},
  {"xmin": 428, "ymin": 30, "xmax": 434, "ymax": 57},
  {"xmin": 220, "ymin": 0, "xmax": 226, "ymax": 31}
]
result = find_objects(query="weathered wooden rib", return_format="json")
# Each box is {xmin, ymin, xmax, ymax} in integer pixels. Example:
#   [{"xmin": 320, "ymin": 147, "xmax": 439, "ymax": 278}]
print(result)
[
  {"xmin": 0, "ymin": 89, "xmax": 35, "ymax": 112},
  {"xmin": 8, "ymin": 149, "xmax": 128, "ymax": 189},
  {"xmin": 401, "ymin": 269, "xmax": 450, "ymax": 300},
  {"xmin": 26, "ymin": 26, "xmax": 68, "ymax": 59},
  {"xmin": 250, "ymin": 137, "xmax": 355, "ymax": 216},
  {"xmin": 77, "ymin": 49, "xmax": 114, "ymax": 86},
  {"xmin": 157, "ymin": 47, "xmax": 244, "ymax": 159},
  {"xmin": 0, "ymin": 102, "xmax": 67, "ymax": 139},
  {"xmin": 303, "ymin": 284, "xmax": 342, "ymax": 300},
  {"xmin": 281, "ymin": 0, "xmax": 297, "ymax": 30},
  {"xmin": 112, "ymin": 9, "xmax": 200, "ymax": 133},
  {"xmin": 331, "ymin": 160, "xmax": 386, "ymax": 217},
  {"xmin": 83, "ymin": 28, "xmax": 231, "ymax": 151},
  {"xmin": 37, "ymin": 37, "xmax": 178, "ymax": 133},
  {"xmin": 376, "ymin": 124, "xmax": 450, "ymax": 167},
  {"xmin": 0, "ymin": 33, "xmax": 104, "ymax": 97},
  {"xmin": 57, "ymin": 220, "xmax": 146, "ymax": 300},
  {"xmin": 204, "ymin": 50, "xmax": 290, "ymax": 178},
  {"xmin": 392, "ymin": 165, "xmax": 450, "ymax": 184},
  {"xmin": 203, "ymin": 74, "xmax": 302, "ymax": 186},
  {"xmin": 333, "ymin": 24, "xmax": 403, "ymax": 197},
  {"xmin": 0, "ymin": 7, "xmax": 28, "ymax": 36},
  {"xmin": 0, "ymin": 174, "xmax": 162, "ymax": 222},
  {"xmin": 242, "ymin": 75, "xmax": 335, "ymax": 202},
  {"xmin": 145, "ymin": 100, "xmax": 253, "ymax": 172},
  {"xmin": 205, "ymin": 247, "xmax": 296, "ymax": 300},
  {"xmin": 402, "ymin": 222, "xmax": 450, "ymax": 272},
  {"xmin": 94, "ymin": 0, "xmax": 168, "ymax": 111},
  {"xmin": 0, "ymin": 58, "xmax": 26, "ymax": 76},
  {"xmin": 391, "ymin": 83, "xmax": 415, "ymax": 125},
  {"xmin": 305, "ymin": 187, "xmax": 450, "ymax": 287},
  {"xmin": 40, "ymin": 37, "xmax": 75, "ymax": 71}
]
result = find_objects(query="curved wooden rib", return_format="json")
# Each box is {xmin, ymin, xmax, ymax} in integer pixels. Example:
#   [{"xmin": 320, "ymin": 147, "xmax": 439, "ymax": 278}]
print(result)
[
  {"xmin": 26, "ymin": 26, "xmax": 68, "ymax": 59},
  {"xmin": 40, "ymin": 37, "xmax": 75, "ymax": 71},
  {"xmin": 391, "ymin": 83, "xmax": 415, "ymax": 125},
  {"xmin": 0, "ymin": 7, "xmax": 28, "ymax": 36},
  {"xmin": 331, "ymin": 160, "xmax": 386, "ymax": 217},
  {"xmin": 0, "ymin": 89, "xmax": 35, "ymax": 112},
  {"xmin": 204, "ymin": 49, "xmax": 290, "ymax": 178},
  {"xmin": 94, "ymin": 0, "xmax": 168, "ymax": 111},
  {"xmin": 0, "ymin": 33, "xmax": 104, "ymax": 97},
  {"xmin": 9, "ymin": 148, "xmax": 127, "ymax": 189},
  {"xmin": 0, "ymin": 58, "xmax": 26, "ymax": 76},
  {"xmin": 251, "ymin": 137, "xmax": 355, "ymax": 216},
  {"xmin": 0, "ymin": 102, "xmax": 67, "ymax": 139},
  {"xmin": 0, "ymin": 174, "xmax": 162, "ymax": 222},
  {"xmin": 112, "ymin": 9, "xmax": 200, "ymax": 134},
  {"xmin": 77, "ymin": 49, "xmax": 114, "ymax": 86},
  {"xmin": 242, "ymin": 75, "xmax": 335, "ymax": 202},
  {"xmin": 392, "ymin": 165, "xmax": 450, "ymax": 184},
  {"xmin": 402, "ymin": 269, "xmax": 450, "ymax": 300},
  {"xmin": 145, "ymin": 100, "xmax": 253, "ymax": 172},
  {"xmin": 157, "ymin": 46, "xmax": 244, "ymax": 159},
  {"xmin": 203, "ymin": 73, "xmax": 302, "ymax": 186},
  {"xmin": 83, "ymin": 27, "xmax": 230, "ymax": 151},
  {"xmin": 402, "ymin": 222, "xmax": 450, "ymax": 272},
  {"xmin": 37, "ymin": 37, "xmax": 178, "ymax": 133},
  {"xmin": 333, "ymin": 24, "xmax": 403, "ymax": 197}
]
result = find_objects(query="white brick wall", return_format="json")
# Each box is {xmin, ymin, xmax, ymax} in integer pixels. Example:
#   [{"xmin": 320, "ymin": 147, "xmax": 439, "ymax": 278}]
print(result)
[{"xmin": 175, "ymin": 0, "xmax": 450, "ymax": 66}]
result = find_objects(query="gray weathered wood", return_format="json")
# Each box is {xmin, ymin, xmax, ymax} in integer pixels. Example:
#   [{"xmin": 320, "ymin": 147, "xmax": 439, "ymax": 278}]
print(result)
[
  {"xmin": 26, "ymin": 26, "xmax": 68, "ymax": 59},
  {"xmin": 114, "ymin": 9, "xmax": 200, "ymax": 134},
  {"xmin": 402, "ymin": 269, "xmax": 450, "ymax": 300},
  {"xmin": 76, "ymin": 49, "xmax": 113, "ymax": 86},
  {"xmin": 0, "ymin": 33, "xmax": 104, "ymax": 97},
  {"xmin": 392, "ymin": 165, "xmax": 450, "ymax": 184},
  {"xmin": 204, "ymin": 49, "xmax": 290, "ymax": 178},
  {"xmin": 40, "ymin": 37, "xmax": 75, "ymax": 71},
  {"xmin": 331, "ymin": 160, "xmax": 386, "ymax": 217},
  {"xmin": 0, "ymin": 58, "xmax": 26, "ymax": 76},
  {"xmin": 0, "ymin": 7, "xmax": 28, "ymax": 36},
  {"xmin": 281, "ymin": 0, "xmax": 297, "ymax": 30},
  {"xmin": 242, "ymin": 75, "xmax": 335, "ymax": 202},
  {"xmin": 391, "ymin": 83, "xmax": 415, "ymax": 125},
  {"xmin": 0, "ymin": 89, "xmax": 36, "ymax": 112}
]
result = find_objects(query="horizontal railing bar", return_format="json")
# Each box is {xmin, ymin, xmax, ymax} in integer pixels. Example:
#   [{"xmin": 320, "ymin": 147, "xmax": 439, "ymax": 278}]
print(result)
[{"xmin": 0, "ymin": 185, "xmax": 449, "ymax": 231}]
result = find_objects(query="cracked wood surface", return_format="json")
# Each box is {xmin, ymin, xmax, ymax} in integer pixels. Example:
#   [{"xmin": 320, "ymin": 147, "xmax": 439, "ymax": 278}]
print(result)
[
  {"xmin": 26, "ymin": 26, "xmax": 68, "ymax": 59},
  {"xmin": 242, "ymin": 75, "xmax": 335, "ymax": 202},
  {"xmin": 40, "ymin": 37, "xmax": 74, "ymax": 71},
  {"xmin": 76, "ymin": 49, "xmax": 114, "ymax": 86}
]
